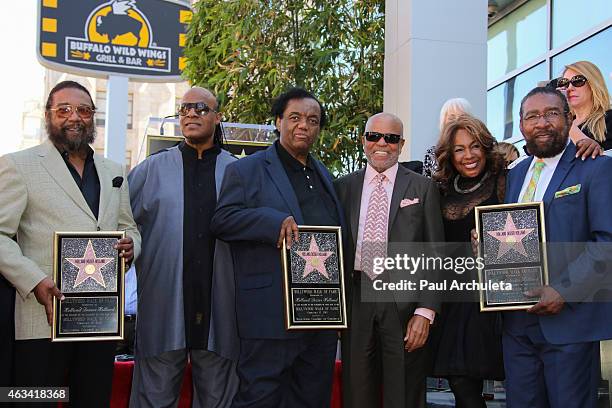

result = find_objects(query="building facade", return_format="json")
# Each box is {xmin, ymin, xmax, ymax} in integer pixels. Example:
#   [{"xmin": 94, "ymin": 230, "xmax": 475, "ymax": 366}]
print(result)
[{"xmin": 487, "ymin": 0, "xmax": 611, "ymax": 150}]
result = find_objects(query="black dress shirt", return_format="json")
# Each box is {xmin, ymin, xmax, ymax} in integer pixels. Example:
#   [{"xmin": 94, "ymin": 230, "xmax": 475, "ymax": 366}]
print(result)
[
  {"xmin": 58, "ymin": 146, "xmax": 100, "ymax": 219},
  {"xmin": 275, "ymin": 141, "xmax": 340, "ymax": 226},
  {"xmin": 179, "ymin": 142, "xmax": 219, "ymax": 349}
]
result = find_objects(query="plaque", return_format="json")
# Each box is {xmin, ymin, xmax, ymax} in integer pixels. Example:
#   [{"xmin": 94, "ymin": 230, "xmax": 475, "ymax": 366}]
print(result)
[
  {"xmin": 475, "ymin": 202, "xmax": 549, "ymax": 311},
  {"xmin": 52, "ymin": 231, "xmax": 125, "ymax": 341},
  {"xmin": 281, "ymin": 226, "xmax": 347, "ymax": 330}
]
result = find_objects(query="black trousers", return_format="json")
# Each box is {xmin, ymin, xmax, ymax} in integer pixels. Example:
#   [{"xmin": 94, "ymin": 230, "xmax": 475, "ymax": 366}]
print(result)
[
  {"xmin": 343, "ymin": 274, "xmax": 428, "ymax": 408},
  {"xmin": 0, "ymin": 275, "xmax": 15, "ymax": 386},
  {"xmin": 14, "ymin": 339, "xmax": 116, "ymax": 408},
  {"xmin": 115, "ymin": 314, "xmax": 136, "ymax": 355},
  {"xmin": 232, "ymin": 332, "xmax": 337, "ymax": 408}
]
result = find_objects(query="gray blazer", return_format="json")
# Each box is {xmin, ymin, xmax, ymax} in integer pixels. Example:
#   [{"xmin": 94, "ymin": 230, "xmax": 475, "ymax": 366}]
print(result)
[
  {"xmin": 0, "ymin": 140, "xmax": 141, "ymax": 340},
  {"xmin": 128, "ymin": 146, "xmax": 239, "ymax": 361}
]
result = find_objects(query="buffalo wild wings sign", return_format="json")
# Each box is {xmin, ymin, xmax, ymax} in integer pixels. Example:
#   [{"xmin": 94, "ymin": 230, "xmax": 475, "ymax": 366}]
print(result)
[{"xmin": 37, "ymin": 0, "xmax": 191, "ymax": 81}]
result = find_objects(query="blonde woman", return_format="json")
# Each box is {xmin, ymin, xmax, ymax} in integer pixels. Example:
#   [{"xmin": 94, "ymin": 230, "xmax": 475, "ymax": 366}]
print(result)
[
  {"xmin": 556, "ymin": 60, "xmax": 612, "ymax": 156},
  {"xmin": 423, "ymin": 98, "xmax": 473, "ymax": 178},
  {"xmin": 496, "ymin": 142, "xmax": 519, "ymax": 167}
]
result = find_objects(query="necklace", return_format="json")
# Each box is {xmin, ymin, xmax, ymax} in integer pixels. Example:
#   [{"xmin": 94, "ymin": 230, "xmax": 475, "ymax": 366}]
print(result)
[{"xmin": 453, "ymin": 171, "xmax": 489, "ymax": 194}]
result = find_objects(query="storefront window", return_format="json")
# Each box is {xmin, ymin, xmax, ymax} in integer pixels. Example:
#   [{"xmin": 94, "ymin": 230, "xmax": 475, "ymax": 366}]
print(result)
[
  {"xmin": 487, "ymin": 63, "xmax": 547, "ymax": 141},
  {"xmin": 551, "ymin": 27, "xmax": 612, "ymax": 94},
  {"xmin": 487, "ymin": 0, "xmax": 547, "ymax": 82},
  {"xmin": 552, "ymin": 0, "xmax": 612, "ymax": 48}
]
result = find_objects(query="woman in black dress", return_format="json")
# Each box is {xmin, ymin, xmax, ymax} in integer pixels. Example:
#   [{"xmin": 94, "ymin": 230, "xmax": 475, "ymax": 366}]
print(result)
[{"xmin": 430, "ymin": 115, "xmax": 505, "ymax": 408}]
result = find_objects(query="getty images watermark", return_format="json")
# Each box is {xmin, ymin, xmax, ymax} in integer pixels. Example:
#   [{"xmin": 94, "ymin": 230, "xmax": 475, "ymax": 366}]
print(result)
[{"xmin": 370, "ymin": 254, "xmax": 513, "ymax": 292}]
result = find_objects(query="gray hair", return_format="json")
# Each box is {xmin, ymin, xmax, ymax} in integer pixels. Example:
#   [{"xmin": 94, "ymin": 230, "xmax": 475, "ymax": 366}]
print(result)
[{"xmin": 439, "ymin": 97, "xmax": 473, "ymax": 131}]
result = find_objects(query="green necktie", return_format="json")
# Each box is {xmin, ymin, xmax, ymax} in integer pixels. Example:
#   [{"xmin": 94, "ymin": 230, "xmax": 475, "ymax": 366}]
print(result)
[{"xmin": 521, "ymin": 159, "xmax": 545, "ymax": 202}]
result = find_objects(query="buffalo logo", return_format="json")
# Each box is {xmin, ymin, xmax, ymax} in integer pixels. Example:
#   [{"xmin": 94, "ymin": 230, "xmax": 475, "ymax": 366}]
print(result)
[
  {"xmin": 66, "ymin": 0, "xmax": 171, "ymax": 72},
  {"xmin": 87, "ymin": 0, "xmax": 151, "ymax": 47}
]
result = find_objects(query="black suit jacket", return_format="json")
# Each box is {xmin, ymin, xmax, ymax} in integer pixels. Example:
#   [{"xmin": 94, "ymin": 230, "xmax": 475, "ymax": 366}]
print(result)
[
  {"xmin": 212, "ymin": 145, "xmax": 346, "ymax": 339},
  {"xmin": 334, "ymin": 165, "xmax": 445, "ymax": 324}
]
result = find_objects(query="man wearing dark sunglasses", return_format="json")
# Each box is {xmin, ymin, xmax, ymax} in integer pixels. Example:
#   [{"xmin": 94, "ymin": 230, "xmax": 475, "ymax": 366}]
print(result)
[
  {"xmin": 0, "ymin": 80, "xmax": 141, "ymax": 407},
  {"xmin": 334, "ymin": 113, "xmax": 444, "ymax": 408},
  {"xmin": 128, "ymin": 87, "xmax": 238, "ymax": 407},
  {"xmin": 211, "ymin": 87, "xmax": 346, "ymax": 408}
]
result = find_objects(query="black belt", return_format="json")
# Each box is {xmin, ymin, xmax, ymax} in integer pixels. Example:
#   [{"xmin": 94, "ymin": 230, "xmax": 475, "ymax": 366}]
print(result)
[{"xmin": 124, "ymin": 314, "xmax": 136, "ymax": 321}]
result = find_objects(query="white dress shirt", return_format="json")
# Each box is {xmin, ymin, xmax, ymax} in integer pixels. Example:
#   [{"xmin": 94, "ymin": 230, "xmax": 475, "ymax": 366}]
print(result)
[{"xmin": 518, "ymin": 144, "xmax": 567, "ymax": 202}]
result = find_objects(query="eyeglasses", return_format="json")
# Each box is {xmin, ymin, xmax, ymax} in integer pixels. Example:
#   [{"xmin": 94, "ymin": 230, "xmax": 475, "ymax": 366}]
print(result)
[
  {"xmin": 178, "ymin": 102, "xmax": 217, "ymax": 116},
  {"xmin": 364, "ymin": 132, "xmax": 402, "ymax": 144},
  {"xmin": 556, "ymin": 75, "xmax": 587, "ymax": 89},
  {"xmin": 48, "ymin": 105, "xmax": 96, "ymax": 119},
  {"xmin": 522, "ymin": 110, "xmax": 567, "ymax": 125}
]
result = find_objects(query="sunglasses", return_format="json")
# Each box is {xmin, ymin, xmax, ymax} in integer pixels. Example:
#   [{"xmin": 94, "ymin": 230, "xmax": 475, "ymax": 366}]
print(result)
[
  {"xmin": 556, "ymin": 75, "xmax": 587, "ymax": 89},
  {"xmin": 178, "ymin": 102, "xmax": 217, "ymax": 116},
  {"xmin": 364, "ymin": 132, "xmax": 402, "ymax": 144},
  {"xmin": 48, "ymin": 104, "xmax": 95, "ymax": 119}
]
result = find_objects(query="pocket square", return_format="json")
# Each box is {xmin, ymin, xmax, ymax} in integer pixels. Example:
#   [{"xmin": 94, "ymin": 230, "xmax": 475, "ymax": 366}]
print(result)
[
  {"xmin": 554, "ymin": 184, "xmax": 581, "ymax": 198},
  {"xmin": 400, "ymin": 198, "xmax": 419, "ymax": 207},
  {"xmin": 112, "ymin": 176, "xmax": 124, "ymax": 188}
]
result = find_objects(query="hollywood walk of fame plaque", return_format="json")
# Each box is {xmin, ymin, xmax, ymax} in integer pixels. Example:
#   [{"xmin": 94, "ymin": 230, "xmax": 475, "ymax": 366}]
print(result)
[
  {"xmin": 281, "ymin": 226, "xmax": 347, "ymax": 330},
  {"xmin": 52, "ymin": 231, "xmax": 126, "ymax": 341},
  {"xmin": 475, "ymin": 202, "xmax": 549, "ymax": 311}
]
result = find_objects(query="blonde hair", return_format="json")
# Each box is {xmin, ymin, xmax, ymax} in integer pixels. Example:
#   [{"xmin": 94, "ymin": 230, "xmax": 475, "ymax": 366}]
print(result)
[
  {"xmin": 563, "ymin": 61, "xmax": 611, "ymax": 142},
  {"xmin": 439, "ymin": 98, "xmax": 473, "ymax": 131},
  {"xmin": 496, "ymin": 142, "xmax": 519, "ymax": 163}
]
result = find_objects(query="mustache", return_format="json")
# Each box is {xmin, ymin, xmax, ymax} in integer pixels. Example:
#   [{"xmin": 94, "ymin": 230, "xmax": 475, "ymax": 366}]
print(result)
[
  {"xmin": 63, "ymin": 123, "xmax": 85, "ymax": 130},
  {"xmin": 46, "ymin": 119, "xmax": 96, "ymax": 151},
  {"xmin": 525, "ymin": 130, "xmax": 568, "ymax": 158}
]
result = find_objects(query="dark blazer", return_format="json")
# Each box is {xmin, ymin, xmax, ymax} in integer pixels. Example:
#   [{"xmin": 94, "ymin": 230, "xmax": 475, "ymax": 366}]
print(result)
[
  {"xmin": 505, "ymin": 142, "xmax": 612, "ymax": 344},
  {"xmin": 334, "ymin": 165, "xmax": 445, "ymax": 324},
  {"xmin": 211, "ymin": 145, "xmax": 346, "ymax": 339}
]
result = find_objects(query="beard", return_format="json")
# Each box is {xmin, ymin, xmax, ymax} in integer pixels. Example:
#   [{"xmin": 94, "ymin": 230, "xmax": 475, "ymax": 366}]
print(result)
[
  {"xmin": 525, "ymin": 128, "xmax": 568, "ymax": 158},
  {"xmin": 46, "ymin": 119, "xmax": 96, "ymax": 152}
]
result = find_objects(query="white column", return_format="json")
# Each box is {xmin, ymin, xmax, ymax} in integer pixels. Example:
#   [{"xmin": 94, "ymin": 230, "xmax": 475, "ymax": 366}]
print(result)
[
  {"xmin": 104, "ymin": 75, "xmax": 129, "ymax": 164},
  {"xmin": 384, "ymin": 0, "xmax": 488, "ymax": 162}
]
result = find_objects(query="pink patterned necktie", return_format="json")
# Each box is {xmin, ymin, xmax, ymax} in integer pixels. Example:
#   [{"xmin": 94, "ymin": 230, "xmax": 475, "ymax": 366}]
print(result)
[{"xmin": 361, "ymin": 173, "xmax": 389, "ymax": 280}]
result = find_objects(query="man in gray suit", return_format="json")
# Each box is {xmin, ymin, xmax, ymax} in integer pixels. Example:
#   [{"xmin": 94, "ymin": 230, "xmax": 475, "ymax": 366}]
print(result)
[
  {"xmin": 0, "ymin": 80, "xmax": 141, "ymax": 407},
  {"xmin": 334, "ymin": 113, "xmax": 444, "ymax": 408},
  {"xmin": 128, "ymin": 87, "xmax": 238, "ymax": 408}
]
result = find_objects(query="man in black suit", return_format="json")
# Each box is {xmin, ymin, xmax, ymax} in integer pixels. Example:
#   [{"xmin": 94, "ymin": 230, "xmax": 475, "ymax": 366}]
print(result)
[
  {"xmin": 211, "ymin": 88, "xmax": 346, "ymax": 407},
  {"xmin": 334, "ymin": 112, "xmax": 444, "ymax": 408}
]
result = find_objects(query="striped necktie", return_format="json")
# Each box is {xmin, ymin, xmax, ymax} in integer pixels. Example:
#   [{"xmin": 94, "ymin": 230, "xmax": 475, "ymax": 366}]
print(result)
[
  {"xmin": 360, "ymin": 173, "xmax": 388, "ymax": 280},
  {"xmin": 521, "ymin": 159, "xmax": 545, "ymax": 202}
]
